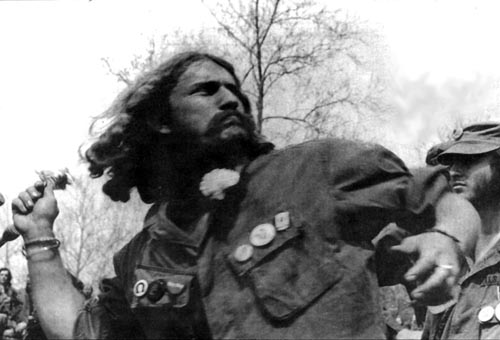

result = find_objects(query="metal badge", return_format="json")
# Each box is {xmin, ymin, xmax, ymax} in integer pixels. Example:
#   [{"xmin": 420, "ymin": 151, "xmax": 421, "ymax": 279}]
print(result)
[
  {"xmin": 250, "ymin": 223, "xmax": 276, "ymax": 247},
  {"xmin": 274, "ymin": 211, "xmax": 290, "ymax": 231},
  {"xmin": 166, "ymin": 281, "xmax": 186, "ymax": 296},
  {"xmin": 147, "ymin": 279, "xmax": 166, "ymax": 303},
  {"xmin": 133, "ymin": 279, "xmax": 149, "ymax": 298},
  {"xmin": 478, "ymin": 305, "xmax": 495, "ymax": 323},
  {"xmin": 234, "ymin": 244, "xmax": 254, "ymax": 262}
]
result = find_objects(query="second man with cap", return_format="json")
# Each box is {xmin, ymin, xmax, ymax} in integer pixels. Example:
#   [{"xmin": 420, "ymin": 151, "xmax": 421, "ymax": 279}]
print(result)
[{"xmin": 424, "ymin": 122, "xmax": 500, "ymax": 339}]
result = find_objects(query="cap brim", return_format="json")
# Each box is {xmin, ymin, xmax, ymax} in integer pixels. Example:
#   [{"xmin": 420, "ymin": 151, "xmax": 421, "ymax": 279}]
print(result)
[{"xmin": 437, "ymin": 140, "xmax": 500, "ymax": 162}]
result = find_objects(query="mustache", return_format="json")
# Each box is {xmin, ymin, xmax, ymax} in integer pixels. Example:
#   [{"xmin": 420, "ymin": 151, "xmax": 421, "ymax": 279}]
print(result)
[{"xmin": 205, "ymin": 110, "xmax": 256, "ymax": 135}]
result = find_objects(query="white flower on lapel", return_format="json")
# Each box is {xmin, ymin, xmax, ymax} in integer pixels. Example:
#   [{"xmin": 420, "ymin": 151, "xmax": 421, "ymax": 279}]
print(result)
[{"xmin": 200, "ymin": 169, "xmax": 240, "ymax": 200}]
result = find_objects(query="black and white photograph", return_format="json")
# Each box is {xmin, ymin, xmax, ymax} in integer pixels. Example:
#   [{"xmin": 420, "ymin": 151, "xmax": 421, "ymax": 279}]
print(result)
[{"xmin": 0, "ymin": 0, "xmax": 499, "ymax": 339}]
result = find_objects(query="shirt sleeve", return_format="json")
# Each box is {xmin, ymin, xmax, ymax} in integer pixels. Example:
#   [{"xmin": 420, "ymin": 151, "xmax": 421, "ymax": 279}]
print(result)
[
  {"xmin": 73, "ymin": 277, "xmax": 145, "ymax": 340},
  {"xmin": 331, "ymin": 142, "xmax": 450, "ymax": 240}
]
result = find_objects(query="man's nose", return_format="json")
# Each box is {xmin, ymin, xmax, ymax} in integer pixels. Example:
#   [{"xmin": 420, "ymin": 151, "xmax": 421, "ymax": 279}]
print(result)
[
  {"xmin": 218, "ymin": 86, "xmax": 241, "ymax": 111},
  {"xmin": 449, "ymin": 162, "xmax": 464, "ymax": 177}
]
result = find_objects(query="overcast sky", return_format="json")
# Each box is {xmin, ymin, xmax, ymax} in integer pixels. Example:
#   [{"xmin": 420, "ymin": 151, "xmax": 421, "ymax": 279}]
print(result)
[{"xmin": 1, "ymin": 0, "xmax": 500, "ymax": 199}]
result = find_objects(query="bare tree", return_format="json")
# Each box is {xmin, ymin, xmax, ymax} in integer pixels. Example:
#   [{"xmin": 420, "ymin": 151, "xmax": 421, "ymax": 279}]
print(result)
[
  {"xmin": 55, "ymin": 175, "xmax": 148, "ymax": 284},
  {"xmin": 102, "ymin": 29, "xmax": 227, "ymax": 86},
  {"xmin": 203, "ymin": 0, "xmax": 389, "ymax": 142}
]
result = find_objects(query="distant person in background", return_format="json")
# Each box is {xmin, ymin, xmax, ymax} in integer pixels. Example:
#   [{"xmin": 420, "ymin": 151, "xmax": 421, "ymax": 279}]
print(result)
[{"xmin": 0, "ymin": 268, "xmax": 26, "ymax": 339}]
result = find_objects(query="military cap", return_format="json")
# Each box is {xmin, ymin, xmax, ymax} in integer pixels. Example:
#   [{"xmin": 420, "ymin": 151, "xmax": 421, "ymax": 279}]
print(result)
[
  {"xmin": 437, "ymin": 122, "xmax": 500, "ymax": 164},
  {"xmin": 425, "ymin": 140, "xmax": 454, "ymax": 166}
]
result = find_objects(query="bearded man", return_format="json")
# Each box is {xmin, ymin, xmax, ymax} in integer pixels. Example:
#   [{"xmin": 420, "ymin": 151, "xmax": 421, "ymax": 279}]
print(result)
[
  {"xmin": 423, "ymin": 123, "xmax": 500, "ymax": 339},
  {"xmin": 12, "ymin": 52, "xmax": 478, "ymax": 339}
]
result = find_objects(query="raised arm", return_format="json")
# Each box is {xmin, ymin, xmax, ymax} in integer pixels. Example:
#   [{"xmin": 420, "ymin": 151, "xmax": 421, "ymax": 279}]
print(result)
[{"xmin": 11, "ymin": 181, "xmax": 84, "ymax": 339}]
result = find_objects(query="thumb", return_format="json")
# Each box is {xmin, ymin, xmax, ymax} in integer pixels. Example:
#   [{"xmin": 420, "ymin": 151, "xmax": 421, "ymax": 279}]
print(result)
[
  {"xmin": 391, "ymin": 236, "xmax": 418, "ymax": 255},
  {"xmin": 42, "ymin": 180, "xmax": 56, "ymax": 199}
]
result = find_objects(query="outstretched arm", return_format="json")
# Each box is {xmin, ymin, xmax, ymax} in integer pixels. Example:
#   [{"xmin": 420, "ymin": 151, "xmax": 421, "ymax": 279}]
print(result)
[{"xmin": 12, "ymin": 181, "xmax": 84, "ymax": 339}]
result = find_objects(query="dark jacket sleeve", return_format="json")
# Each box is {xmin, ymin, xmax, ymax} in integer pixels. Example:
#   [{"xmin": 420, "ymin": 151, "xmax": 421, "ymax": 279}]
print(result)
[
  {"xmin": 330, "ymin": 141, "xmax": 450, "ymax": 240},
  {"xmin": 73, "ymin": 277, "xmax": 145, "ymax": 339}
]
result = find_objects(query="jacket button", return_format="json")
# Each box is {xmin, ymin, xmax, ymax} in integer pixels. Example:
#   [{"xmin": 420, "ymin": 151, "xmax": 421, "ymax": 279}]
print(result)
[
  {"xmin": 250, "ymin": 223, "xmax": 276, "ymax": 247},
  {"xmin": 234, "ymin": 244, "xmax": 253, "ymax": 262}
]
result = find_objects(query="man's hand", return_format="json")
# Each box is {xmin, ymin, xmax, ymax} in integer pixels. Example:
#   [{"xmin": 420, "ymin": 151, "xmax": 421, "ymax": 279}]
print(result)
[
  {"xmin": 391, "ymin": 231, "xmax": 464, "ymax": 306},
  {"xmin": 11, "ymin": 181, "xmax": 59, "ymax": 239}
]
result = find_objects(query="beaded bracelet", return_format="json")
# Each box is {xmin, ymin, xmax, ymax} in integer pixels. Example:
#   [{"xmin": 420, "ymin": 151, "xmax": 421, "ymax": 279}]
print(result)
[
  {"xmin": 424, "ymin": 228, "xmax": 460, "ymax": 244},
  {"xmin": 22, "ymin": 237, "xmax": 61, "ymax": 259}
]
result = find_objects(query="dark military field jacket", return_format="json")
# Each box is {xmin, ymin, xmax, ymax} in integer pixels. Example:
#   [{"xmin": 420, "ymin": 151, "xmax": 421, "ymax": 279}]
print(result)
[
  {"xmin": 423, "ymin": 242, "xmax": 500, "ymax": 340},
  {"xmin": 74, "ymin": 138, "xmax": 448, "ymax": 339}
]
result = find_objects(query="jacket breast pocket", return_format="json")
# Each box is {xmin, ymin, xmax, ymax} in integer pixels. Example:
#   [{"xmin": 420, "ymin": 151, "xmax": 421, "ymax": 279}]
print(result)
[{"xmin": 227, "ymin": 212, "xmax": 342, "ymax": 322}]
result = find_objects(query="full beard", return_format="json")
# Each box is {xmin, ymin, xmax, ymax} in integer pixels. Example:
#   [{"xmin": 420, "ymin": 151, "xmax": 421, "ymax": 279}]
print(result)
[
  {"xmin": 164, "ymin": 110, "xmax": 261, "ymax": 172},
  {"xmin": 198, "ymin": 110, "xmax": 260, "ymax": 162}
]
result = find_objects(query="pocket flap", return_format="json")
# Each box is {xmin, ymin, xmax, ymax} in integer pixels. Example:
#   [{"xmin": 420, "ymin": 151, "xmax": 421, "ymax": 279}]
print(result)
[{"xmin": 226, "ymin": 210, "xmax": 342, "ymax": 322}]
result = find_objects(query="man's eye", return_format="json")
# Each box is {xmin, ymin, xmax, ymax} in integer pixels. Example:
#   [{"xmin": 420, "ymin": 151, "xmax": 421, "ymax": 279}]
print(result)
[{"xmin": 197, "ymin": 82, "xmax": 219, "ymax": 95}]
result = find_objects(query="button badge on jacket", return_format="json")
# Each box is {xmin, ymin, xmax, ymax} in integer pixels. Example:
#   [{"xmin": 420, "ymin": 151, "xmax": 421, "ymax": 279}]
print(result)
[
  {"xmin": 133, "ymin": 279, "xmax": 149, "ymax": 298},
  {"xmin": 234, "ymin": 244, "xmax": 254, "ymax": 262},
  {"xmin": 167, "ymin": 281, "xmax": 186, "ymax": 295},
  {"xmin": 250, "ymin": 223, "xmax": 276, "ymax": 247},
  {"xmin": 478, "ymin": 305, "xmax": 496, "ymax": 323},
  {"xmin": 147, "ymin": 279, "xmax": 166, "ymax": 302},
  {"xmin": 274, "ymin": 211, "xmax": 290, "ymax": 231}
]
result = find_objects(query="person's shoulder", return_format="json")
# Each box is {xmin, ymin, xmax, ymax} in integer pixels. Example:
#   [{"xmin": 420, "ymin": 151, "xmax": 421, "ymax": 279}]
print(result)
[
  {"xmin": 282, "ymin": 137, "xmax": 381, "ymax": 151},
  {"xmin": 274, "ymin": 138, "xmax": 387, "ymax": 160}
]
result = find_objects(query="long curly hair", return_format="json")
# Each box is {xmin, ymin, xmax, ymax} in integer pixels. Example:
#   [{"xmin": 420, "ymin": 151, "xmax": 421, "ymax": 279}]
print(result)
[{"xmin": 83, "ymin": 52, "xmax": 270, "ymax": 203}]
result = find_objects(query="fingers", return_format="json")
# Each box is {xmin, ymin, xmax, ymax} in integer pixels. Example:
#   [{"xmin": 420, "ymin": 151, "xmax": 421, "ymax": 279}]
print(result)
[
  {"xmin": 12, "ymin": 183, "xmax": 46, "ymax": 214},
  {"xmin": 42, "ymin": 179, "xmax": 55, "ymax": 199},
  {"xmin": 392, "ymin": 232, "xmax": 463, "ymax": 305},
  {"xmin": 404, "ymin": 254, "xmax": 436, "ymax": 282},
  {"xmin": 410, "ymin": 265, "xmax": 457, "ymax": 302},
  {"xmin": 391, "ymin": 237, "xmax": 417, "ymax": 255}
]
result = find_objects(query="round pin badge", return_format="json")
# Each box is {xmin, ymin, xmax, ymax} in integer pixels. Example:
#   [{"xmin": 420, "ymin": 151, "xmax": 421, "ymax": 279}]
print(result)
[
  {"xmin": 250, "ymin": 223, "xmax": 276, "ymax": 247},
  {"xmin": 234, "ymin": 244, "xmax": 254, "ymax": 262},
  {"xmin": 133, "ymin": 279, "xmax": 149, "ymax": 298},
  {"xmin": 147, "ymin": 279, "xmax": 166, "ymax": 303},
  {"xmin": 478, "ymin": 305, "xmax": 495, "ymax": 323}
]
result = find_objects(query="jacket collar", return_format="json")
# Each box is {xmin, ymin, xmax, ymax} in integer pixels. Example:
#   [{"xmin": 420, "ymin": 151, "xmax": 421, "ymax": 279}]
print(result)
[{"xmin": 143, "ymin": 201, "xmax": 210, "ymax": 249}]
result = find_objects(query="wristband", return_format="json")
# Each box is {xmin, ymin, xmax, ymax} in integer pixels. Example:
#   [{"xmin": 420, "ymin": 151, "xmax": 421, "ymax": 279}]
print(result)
[
  {"xmin": 424, "ymin": 228, "xmax": 460, "ymax": 244},
  {"xmin": 22, "ymin": 237, "xmax": 61, "ymax": 259}
]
